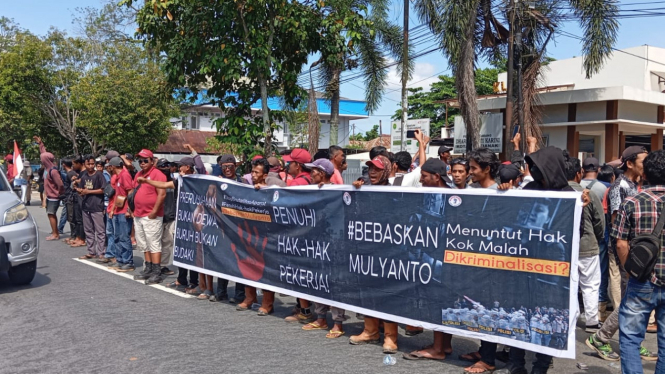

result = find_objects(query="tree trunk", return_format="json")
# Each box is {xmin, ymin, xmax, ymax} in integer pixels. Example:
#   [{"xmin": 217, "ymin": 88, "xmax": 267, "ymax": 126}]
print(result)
[
  {"xmin": 457, "ymin": 8, "xmax": 481, "ymax": 152},
  {"xmin": 329, "ymin": 68, "xmax": 341, "ymax": 148},
  {"xmin": 258, "ymin": 73, "xmax": 272, "ymax": 157}
]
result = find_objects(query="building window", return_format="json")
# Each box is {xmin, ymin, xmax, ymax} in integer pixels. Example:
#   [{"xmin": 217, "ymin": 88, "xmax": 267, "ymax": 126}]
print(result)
[
  {"xmin": 190, "ymin": 116, "xmax": 198, "ymax": 129},
  {"xmin": 181, "ymin": 117, "xmax": 187, "ymax": 129}
]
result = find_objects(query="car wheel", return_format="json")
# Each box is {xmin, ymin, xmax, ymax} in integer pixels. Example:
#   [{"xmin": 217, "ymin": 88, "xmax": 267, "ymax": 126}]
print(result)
[{"xmin": 8, "ymin": 260, "xmax": 37, "ymax": 286}]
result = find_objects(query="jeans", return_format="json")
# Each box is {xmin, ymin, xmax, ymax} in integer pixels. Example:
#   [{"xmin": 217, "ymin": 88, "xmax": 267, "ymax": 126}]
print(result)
[
  {"xmin": 105, "ymin": 213, "xmax": 116, "ymax": 259},
  {"xmin": 112, "ymin": 214, "xmax": 133, "ymax": 266},
  {"xmin": 598, "ymin": 230, "xmax": 610, "ymax": 303},
  {"xmin": 508, "ymin": 347, "xmax": 552, "ymax": 371},
  {"xmin": 58, "ymin": 207, "xmax": 67, "ymax": 233},
  {"xmin": 619, "ymin": 278, "xmax": 665, "ymax": 374}
]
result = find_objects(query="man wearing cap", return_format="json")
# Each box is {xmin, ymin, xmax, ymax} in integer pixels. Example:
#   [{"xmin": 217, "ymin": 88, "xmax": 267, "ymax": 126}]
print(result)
[
  {"xmin": 404, "ymin": 158, "xmax": 457, "ymax": 360},
  {"xmin": 107, "ymin": 156, "xmax": 135, "ymax": 271},
  {"xmin": 140, "ymin": 157, "xmax": 200, "ymax": 290},
  {"xmin": 497, "ymin": 163, "xmax": 522, "ymax": 189},
  {"xmin": 349, "ymin": 155, "xmax": 400, "ymax": 354},
  {"xmin": 284, "ymin": 148, "xmax": 313, "ymax": 186},
  {"xmin": 587, "ymin": 145, "xmax": 657, "ymax": 362},
  {"xmin": 4, "ymin": 154, "xmax": 15, "ymax": 185},
  {"xmin": 154, "ymin": 158, "xmax": 179, "ymax": 276},
  {"xmin": 130, "ymin": 149, "xmax": 166, "ymax": 279},
  {"xmin": 299, "ymin": 158, "xmax": 347, "ymax": 338},
  {"xmin": 580, "ymin": 156, "xmax": 611, "ymax": 324},
  {"xmin": 266, "ymin": 157, "xmax": 287, "ymax": 187},
  {"xmin": 438, "ymin": 145, "xmax": 453, "ymax": 174},
  {"xmin": 214, "ymin": 154, "xmax": 247, "ymax": 303},
  {"xmin": 565, "ymin": 155, "xmax": 604, "ymax": 333}
]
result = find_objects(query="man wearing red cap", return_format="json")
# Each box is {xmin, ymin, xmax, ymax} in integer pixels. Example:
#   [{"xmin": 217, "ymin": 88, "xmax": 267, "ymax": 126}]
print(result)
[
  {"xmin": 284, "ymin": 148, "xmax": 312, "ymax": 186},
  {"xmin": 129, "ymin": 149, "xmax": 166, "ymax": 280}
]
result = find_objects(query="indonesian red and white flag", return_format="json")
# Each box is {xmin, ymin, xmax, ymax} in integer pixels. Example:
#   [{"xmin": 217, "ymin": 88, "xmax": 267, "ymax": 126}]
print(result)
[{"xmin": 13, "ymin": 141, "xmax": 23, "ymax": 177}]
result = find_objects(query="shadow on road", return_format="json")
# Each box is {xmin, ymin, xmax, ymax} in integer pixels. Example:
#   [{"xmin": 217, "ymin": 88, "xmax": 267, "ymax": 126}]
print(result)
[{"xmin": 0, "ymin": 266, "xmax": 51, "ymax": 294}]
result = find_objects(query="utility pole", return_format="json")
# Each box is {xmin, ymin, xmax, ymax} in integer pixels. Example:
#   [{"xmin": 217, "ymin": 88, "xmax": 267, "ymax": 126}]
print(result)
[
  {"xmin": 400, "ymin": 0, "xmax": 409, "ymax": 152},
  {"xmin": 503, "ymin": 0, "xmax": 517, "ymax": 158},
  {"xmin": 352, "ymin": 123, "xmax": 356, "ymax": 142}
]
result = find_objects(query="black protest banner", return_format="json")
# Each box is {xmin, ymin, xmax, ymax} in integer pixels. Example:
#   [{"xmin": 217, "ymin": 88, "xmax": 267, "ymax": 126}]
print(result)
[{"xmin": 174, "ymin": 175, "xmax": 582, "ymax": 358}]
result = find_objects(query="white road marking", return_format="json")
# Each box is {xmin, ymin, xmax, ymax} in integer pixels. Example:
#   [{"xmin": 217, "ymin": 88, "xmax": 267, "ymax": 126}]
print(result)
[{"xmin": 73, "ymin": 258, "xmax": 194, "ymax": 299}]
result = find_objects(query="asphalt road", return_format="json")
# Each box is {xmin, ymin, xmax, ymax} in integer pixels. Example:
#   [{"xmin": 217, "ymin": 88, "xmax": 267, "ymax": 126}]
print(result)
[{"xmin": 0, "ymin": 202, "xmax": 658, "ymax": 374}]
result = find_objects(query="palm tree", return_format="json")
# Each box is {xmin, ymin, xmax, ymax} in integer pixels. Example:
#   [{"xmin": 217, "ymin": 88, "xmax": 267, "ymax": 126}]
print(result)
[
  {"xmin": 311, "ymin": 0, "xmax": 411, "ymax": 148},
  {"xmin": 414, "ymin": 0, "xmax": 618, "ymax": 150}
]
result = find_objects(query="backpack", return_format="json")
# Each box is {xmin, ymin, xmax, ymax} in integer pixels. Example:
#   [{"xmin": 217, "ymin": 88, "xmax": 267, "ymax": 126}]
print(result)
[{"xmin": 624, "ymin": 199, "xmax": 665, "ymax": 282}]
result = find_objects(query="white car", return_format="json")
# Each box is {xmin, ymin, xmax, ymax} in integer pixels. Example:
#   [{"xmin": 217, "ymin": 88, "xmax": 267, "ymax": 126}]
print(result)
[{"xmin": 0, "ymin": 170, "xmax": 39, "ymax": 285}]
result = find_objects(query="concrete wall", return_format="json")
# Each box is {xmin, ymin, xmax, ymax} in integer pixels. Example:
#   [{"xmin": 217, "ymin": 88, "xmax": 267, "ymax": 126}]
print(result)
[
  {"xmin": 618, "ymin": 101, "xmax": 658, "ymax": 123},
  {"xmin": 576, "ymin": 101, "xmax": 607, "ymax": 122},
  {"xmin": 498, "ymin": 46, "xmax": 665, "ymax": 92},
  {"xmin": 541, "ymin": 104, "xmax": 568, "ymax": 124},
  {"xmin": 541, "ymin": 126, "xmax": 567, "ymax": 149}
]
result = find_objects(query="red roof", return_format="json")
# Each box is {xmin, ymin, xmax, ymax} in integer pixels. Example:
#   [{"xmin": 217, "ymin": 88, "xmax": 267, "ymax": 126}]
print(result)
[{"xmin": 156, "ymin": 130, "xmax": 218, "ymax": 154}]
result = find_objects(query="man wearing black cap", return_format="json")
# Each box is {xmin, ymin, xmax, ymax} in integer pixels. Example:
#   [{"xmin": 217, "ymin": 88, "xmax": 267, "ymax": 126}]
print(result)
[
  {"xmin": 402, "ymin": 158, "xmax": 454, "ymax": 361},
  {"xmin": 438, "ymin": 145, "xmax": 453, "ymax": 175},
  {"xmin": 498, "ymin": 163, "xmax": 522, "ymax": 189},
  {"xmin": 579, "ymin": 156, "xmax": 610, "ymax": 323},
  {"xmin": 580, "ymin": 157, "xmax": 607, "ymax": 201},
  {"xmin": 587, "ymin": 145, "xmax": 657, "ymax": 362}
]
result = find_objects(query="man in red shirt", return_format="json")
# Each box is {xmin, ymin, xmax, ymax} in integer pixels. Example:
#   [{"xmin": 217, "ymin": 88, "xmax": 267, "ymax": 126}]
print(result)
[
  {"xmin": 131, "ymin": 149, "xmax": 166, "ymax": 282},
  {"xmin": 284, "ymin": 148, "xmax": 312, "ymax": 186},
  {"xmin": 107, "ymin": 157, "xmax": 135, "ymax": 271},
  {"xmin": 282, "ymin": 148, "xmax": 315, "ymax": 322}
]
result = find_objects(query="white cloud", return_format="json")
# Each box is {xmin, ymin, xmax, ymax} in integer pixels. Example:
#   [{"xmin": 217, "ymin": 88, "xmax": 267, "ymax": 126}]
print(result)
[{"xmin": 384, "ymin": 61, "xmax": 443, "ymax": 102}]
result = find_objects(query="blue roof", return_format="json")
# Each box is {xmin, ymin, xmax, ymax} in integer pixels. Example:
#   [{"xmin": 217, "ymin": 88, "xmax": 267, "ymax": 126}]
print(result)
[{"xmin": 181, "ymin": 90, "xmax": 368, "ymax": 118}]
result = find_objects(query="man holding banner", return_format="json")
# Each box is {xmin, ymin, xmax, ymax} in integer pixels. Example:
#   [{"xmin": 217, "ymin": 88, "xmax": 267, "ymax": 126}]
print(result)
[{"xmin": 172, "ymin": 144, "xmax": 583, "ymax": 366}]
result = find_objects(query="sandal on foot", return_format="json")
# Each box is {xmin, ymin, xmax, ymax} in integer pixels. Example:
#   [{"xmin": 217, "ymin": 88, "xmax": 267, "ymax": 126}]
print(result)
[
  {"xmin": 464, "ymin": 361, "xmax": 495, "ymax": 373},
  {"xmin": 326, "ymin": 330, "xmax": 345, "ymax": 339},
  {"xmin": 257, "ymin": 308, "xmax": 274, "ymax": 316},
  {"xmin": 459, "ymin": 352, "xmax": 482, "ymax": 363},
  {"xmin": 71, "ymin": 242, "xmax": 86, "ymax": 247},
  {"xmin": 197, "ymin": 290, "xmax": 212, "ymax": 300},
  {"xmin": 302, "ymin": 321, "xmax": 329, "ymax": 330},
  {"xmin": 236, "ymin": 304, "xmax": 252, "ymax": 311},
  {"xmin": 45, "ymin": 235, "xmax": 59, "ymax": 241},
  {"xmin": 78, "ymin": 254, "xmax": 94, "ymax": 260},
  {"xmin": 185, "ymin": 286, "xmax": 202, "ymax": 296},
  {"xmin": 403, "ymin": 351, "xmax": 446, "ymax": 361}
]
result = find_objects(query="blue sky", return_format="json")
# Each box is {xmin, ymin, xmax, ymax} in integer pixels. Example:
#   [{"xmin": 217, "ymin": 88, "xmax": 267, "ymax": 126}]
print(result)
[{"xmin": 3, "ymin": 0, "xmax": 664, "ymax": 134}]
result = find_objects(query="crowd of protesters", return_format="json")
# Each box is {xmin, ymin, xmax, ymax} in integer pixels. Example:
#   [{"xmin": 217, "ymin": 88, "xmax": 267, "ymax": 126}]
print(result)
[{"xmin": 6, "ymin": 130, "xmax": 665, "ymax": 374}]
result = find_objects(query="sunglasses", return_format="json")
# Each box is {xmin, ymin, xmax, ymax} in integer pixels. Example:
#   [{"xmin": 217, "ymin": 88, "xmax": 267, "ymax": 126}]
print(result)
[
  {"xmin": 138, "ymin": 158, "xmax": 151, "ymax": 164},
  {"xmin": 451, "ymin": 159, "xmax": 468, "ymax": 165},
  {"xmin": 221, "ymin": 165, "xmax": 235, "ymax": 170}
]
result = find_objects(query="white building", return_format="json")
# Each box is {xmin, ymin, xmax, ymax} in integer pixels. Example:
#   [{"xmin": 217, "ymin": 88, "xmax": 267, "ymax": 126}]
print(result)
[
  {"xmin": 174, "ymin": 94, "xmax": 369, "ymax": 149},
  {"xmin": 477, "ymin": 45, "xmax": 665, "ymax": 162}
]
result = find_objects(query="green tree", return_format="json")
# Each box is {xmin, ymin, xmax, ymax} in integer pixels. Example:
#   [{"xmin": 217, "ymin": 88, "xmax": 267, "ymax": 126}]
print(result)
[
  {"xmin": 73, "ymin": 42, "xmax": 179, "ymax": 154},
  {"xmin": 413, "ymin": 0, "xmax": 618, "ymax": 150},
  {"xmin": 392, "ymin": 68, "xmax": 498, "ymax": 137},
  {"xmin": 314, "ymin": 0, "xmax": 409, "ymax": 147},
  {"xmin": 124, "ymin": 0, "xmax": 319, "ymax": 157},
  {"xmin": 363, "ymin": 124, "xmax": 380, "ymax": 141}
]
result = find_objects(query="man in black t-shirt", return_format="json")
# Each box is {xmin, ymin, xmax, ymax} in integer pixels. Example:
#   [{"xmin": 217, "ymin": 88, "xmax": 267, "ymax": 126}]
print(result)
[{"xmin": 76, "ymin": 155, "xmax": 107, "ymax": 260}]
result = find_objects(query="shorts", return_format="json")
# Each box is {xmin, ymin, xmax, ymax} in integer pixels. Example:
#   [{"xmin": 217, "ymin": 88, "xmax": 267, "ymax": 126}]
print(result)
[
  {"xmin": 46, "ymin": 200, "xmax": 60, "ymax": 215},
  {"xmin": 134, "ymin": 216, "xmax": 163, "ymax": 253}
]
